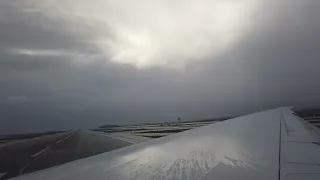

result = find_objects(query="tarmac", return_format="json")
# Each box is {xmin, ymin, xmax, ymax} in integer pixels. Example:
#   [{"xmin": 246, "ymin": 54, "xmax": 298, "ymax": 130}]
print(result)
[{"xmin": 0, "ymin": 130, "xmax": 132, "ymax": 180}]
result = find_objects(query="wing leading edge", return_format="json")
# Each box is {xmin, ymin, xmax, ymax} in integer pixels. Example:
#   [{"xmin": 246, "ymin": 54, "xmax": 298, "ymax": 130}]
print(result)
[{"xmin": 11, "ymin": 107, "xmax": 320, "ymax": 180}]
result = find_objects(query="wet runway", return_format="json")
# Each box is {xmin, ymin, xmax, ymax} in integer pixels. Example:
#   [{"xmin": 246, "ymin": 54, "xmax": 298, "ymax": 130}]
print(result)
[{"xmin": 0, "ymin": 130, "xmax": 132, "ymax": 180}]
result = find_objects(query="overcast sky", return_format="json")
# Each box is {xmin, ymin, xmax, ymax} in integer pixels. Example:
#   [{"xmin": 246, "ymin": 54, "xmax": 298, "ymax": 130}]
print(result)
[{"xmin": 1, "ymin": 0, "xmax": 320, "ymax": 134}]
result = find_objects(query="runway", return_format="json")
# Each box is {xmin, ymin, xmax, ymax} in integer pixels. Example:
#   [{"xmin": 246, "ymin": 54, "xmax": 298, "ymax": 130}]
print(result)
[{"xmin": 0, "ymin": 130, "xmax": 132, "ymax": 180}]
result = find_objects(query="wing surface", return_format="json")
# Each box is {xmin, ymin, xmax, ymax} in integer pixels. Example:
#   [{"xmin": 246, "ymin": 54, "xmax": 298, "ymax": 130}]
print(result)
[
  {"xmin": 280, "ymin": 108, "xmax": 320, "ymax": 180},
  {"xmin": 11, "ymin": 107, "xmax": 320, "ymax": 180}
]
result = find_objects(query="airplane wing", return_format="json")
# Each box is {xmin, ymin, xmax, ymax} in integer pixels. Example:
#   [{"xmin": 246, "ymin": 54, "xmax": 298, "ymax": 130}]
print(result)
[{"xmin": 10, "ymin": 107, "xmax": 320, "ymax": 180}]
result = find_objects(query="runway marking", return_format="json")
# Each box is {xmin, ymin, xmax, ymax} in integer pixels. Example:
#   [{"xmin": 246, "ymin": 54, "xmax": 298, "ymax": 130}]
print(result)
[
  {"xmin": 101, "ymin": 134, "xmax": 135, "ymax": 144},
  {"xmin": 17, "ymin": 131, "xmax": 76, "ymax": 176},
  {"xmin": 30, "ymin": 132, "xmax": 76, "ymax": 158},
  {"xmin": 63, "ymin": 132, "xmax": 76, "ymax": 140},
  {"xmin": 55, "ymin": 139, "xmax": 63, "ymax": 144},
  {"xmin": 53, "ymin": 131, "xmax": 76, "ymax": 145},
  {"xmin": 18, "ymin": 162, "xmax": 31, "ymax": 176},
  {"xmin": 0, "ymin": 132, "xmax": 70, "ymax": 149},
  {"xmin": 31, "ymin": 146, "xmax": 51, "ymax": 158},
  {"xmin": 0, "ymin": 173, "xmax": 6, "ymax": 178}
]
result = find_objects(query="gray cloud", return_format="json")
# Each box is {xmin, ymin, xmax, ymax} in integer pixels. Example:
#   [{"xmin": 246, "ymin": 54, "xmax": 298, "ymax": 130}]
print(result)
[{"xmin": 1, "ymin": 0, "xmax": 320, "ymax": 134}]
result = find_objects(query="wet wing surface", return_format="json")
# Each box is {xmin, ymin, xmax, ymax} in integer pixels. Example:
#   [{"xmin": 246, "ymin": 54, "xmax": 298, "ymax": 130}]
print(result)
[
  {"xmin": 12, "ymin": 108, "xmax": 283, "ymax": 180},
  {"xmin": 7, "ymin": 108, "xmax": 320, "ymax": 180}
]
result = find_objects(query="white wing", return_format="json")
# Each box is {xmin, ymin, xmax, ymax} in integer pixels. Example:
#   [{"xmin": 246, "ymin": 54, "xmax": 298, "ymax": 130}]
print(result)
[{"xmin": 11, "ymin": 107, "xmax": 320, "ymax": 180}]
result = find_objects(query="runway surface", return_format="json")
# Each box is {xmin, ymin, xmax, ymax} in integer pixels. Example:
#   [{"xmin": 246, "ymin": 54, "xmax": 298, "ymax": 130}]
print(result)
[{"xmin": 0, "ymin": 130, "xmax": 132, "ymax": 180}]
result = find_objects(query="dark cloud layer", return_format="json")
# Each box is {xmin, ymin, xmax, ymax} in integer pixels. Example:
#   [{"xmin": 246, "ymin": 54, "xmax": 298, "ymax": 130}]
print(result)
[{"xmin": 1, "ymin": 0, "xmax": 320, "ymax": 134}]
